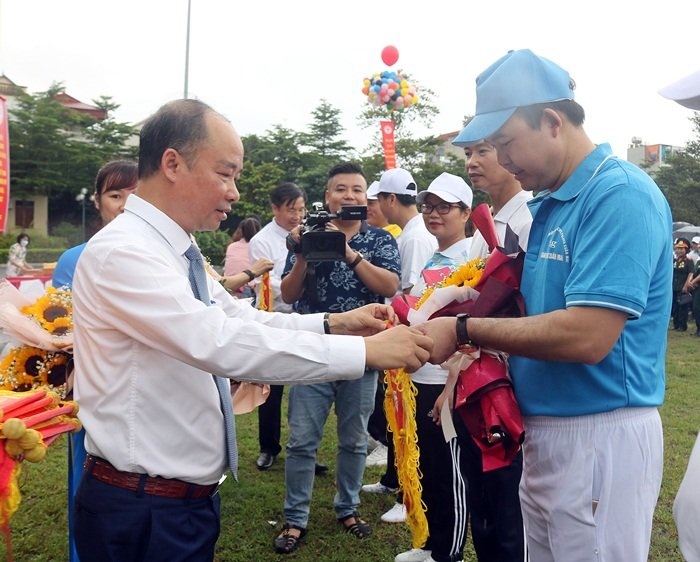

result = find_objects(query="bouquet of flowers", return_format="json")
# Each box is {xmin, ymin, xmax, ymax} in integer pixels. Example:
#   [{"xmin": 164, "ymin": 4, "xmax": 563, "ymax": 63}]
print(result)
[
  {"xmin": 392, "ymin": 204, "xmax": 526, "ymax": 472},
  {"xmin": 0, "ymin": 281, "xmax": 81, "ymax": 554}
]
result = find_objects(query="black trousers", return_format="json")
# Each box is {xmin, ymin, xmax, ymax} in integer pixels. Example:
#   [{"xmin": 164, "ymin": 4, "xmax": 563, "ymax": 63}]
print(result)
[
  {"xmin": 454, "ymin": 410, "xmax": 525, "ymax": 562},
  {"xmin": 414, "ymin": 382, "xmax": 469, "ymax": 562},
  {"xmin": 672, "ymin": 291, "xmax": 690, "ymax": 330},
  {"xmin": 258, "ymin": 384, "xmax": 284, "ymax": 455}
]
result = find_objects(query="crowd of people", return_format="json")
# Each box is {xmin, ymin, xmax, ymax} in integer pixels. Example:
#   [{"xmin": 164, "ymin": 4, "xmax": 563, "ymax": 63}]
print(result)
[
  {"xmin": 5, "ymin": 47, "xmax": 696, "ymax": 562},
  {"xmin": 672, "ymin": 236, "xmax": 700, "ymax": 335}
]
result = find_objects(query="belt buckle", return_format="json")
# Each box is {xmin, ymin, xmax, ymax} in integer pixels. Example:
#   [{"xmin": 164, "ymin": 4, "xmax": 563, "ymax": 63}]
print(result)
[{"xmin": 211, "ymin": 473, "xmax": 227, "ymax": 497}]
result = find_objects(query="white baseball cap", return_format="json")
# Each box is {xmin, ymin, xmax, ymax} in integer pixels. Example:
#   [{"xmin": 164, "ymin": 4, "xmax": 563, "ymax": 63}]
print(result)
[
  {"xmin": 378, "ymin": 168, "xmax": 418, "ymax": 197},
  {"xmin": 367, "ymin": 181, "xmax": 380, "ymax": 200},
  {"xmin": 417, "ymin": 172, "xmax": 473, "ymax": 207},
  {"xmin": 692, "ymin": 236, "xmax": 700, "ymax": 244},
  {"xmin": 659, "ymin": 69, "xmax": 700, "ymax": 110}
]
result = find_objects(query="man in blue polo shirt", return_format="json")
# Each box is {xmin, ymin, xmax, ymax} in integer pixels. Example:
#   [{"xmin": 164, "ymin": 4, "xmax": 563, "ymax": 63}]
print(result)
[{"xmin": 422, "ymin": 49, "xmax": 671, "ymax": 562}]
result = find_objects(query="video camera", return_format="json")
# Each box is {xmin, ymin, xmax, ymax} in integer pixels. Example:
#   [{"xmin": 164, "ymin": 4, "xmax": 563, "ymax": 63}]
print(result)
[{"xmin": 289, "ymin": 203, "xmax": 367, "ymax": 261}]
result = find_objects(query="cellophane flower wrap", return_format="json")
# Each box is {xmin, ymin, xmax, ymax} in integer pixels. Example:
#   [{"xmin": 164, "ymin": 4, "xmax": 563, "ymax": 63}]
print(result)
[
  {"xmin": 392, "ymin": 203, "xmax": 526, "ymax": 474},
  {"xmin": 0, "ymin": 281, "xmax": 81, "ymax": 558}
]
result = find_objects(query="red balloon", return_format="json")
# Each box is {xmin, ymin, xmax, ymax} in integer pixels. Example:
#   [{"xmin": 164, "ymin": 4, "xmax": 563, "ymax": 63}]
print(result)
[{"xmin": 381, "ymin": 45, "xmax": 399, "ymax": 67}]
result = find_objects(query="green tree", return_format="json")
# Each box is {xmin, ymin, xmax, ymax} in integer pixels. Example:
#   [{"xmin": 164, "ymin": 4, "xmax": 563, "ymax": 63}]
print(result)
[
  {"xmin": 299, "ymin": 100, "xmax": 353, "ymax": 159},
  {"xmin": 297, "ymin": 100, "xmax": 356, "ymax": 203},
  {"xmin": 8, "ymin": 83, "xmax": 88, "ymax": 199},
  {"xmin": 81, "ymin": 96, "xmax": 138, "ymax": 162},
  {"xmin": 8, "ymin": 83, "xmax": 138, "ymax": 230},
  {"xmin": 233, "ymin": 160, "xmax": 286, "ymax": 225},
  {"xmin": 654, "ymin": 114, "xmax": 700, "ymax": 224},
  {"xmin": 244, "ymin": 125, "xmax": 304, "ymax": 182}
]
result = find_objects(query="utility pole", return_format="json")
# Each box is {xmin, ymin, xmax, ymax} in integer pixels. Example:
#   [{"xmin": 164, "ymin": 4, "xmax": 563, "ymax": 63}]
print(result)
[
  {"xmin": 184, "ymin": 0, "xmax": 191, "ymax": 99},
  {"xmin": 76, "ymin": 188, "xmax": 89, "ymax": 242}
]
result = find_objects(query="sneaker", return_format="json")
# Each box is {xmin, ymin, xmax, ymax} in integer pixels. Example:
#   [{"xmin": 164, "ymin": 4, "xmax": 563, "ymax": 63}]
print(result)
[
  {"xmin": 365, "ymin": 443, "xmax": 388, "ymax": 467},
  {"xmin": 361, "ymin": 481, "xmax": 397, "ymax": 494},
  {"xmin": 395, "ymin": 548, "xmax": 432, "ymax": 562},
  {"xmin": 381, "ymin": 502, "xmax": 407, "ymax": 523}
]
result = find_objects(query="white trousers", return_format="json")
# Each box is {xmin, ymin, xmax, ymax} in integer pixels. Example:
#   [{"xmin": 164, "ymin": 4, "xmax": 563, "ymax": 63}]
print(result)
[
  {"xmin": 674, "ymin": 431, "xmax": 700, "ymax": 562},
  {"xmin": 520, "ymin": 407, "xmax": 663, "ymax": 562}
]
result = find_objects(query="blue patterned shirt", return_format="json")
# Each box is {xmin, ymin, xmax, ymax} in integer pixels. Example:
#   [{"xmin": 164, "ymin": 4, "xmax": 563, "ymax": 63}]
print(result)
[{"xmin": 283, "ymin": 222, "xmax": 400, "ymax": 314}]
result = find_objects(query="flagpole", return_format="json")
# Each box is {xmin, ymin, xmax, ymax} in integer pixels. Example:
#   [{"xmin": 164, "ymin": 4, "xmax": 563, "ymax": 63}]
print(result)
[{"xmin": 184, "ymin": 0, "xmax": 191, "ymax": 99}]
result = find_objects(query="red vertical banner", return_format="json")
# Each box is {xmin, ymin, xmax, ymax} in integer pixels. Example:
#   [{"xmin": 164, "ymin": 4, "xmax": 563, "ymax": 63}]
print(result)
[
  {"xmin": 0, "ymin": 96, "xmax": 10, "ymax": 233},
  {"xmin": 380, "ymin": 120, "xmax": 396, "ymax": 170}
]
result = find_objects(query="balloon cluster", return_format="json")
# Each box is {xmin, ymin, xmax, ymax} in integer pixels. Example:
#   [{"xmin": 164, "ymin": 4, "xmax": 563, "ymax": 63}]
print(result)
[{"xmin": 362, "ymin": 70, "xmax": 418, "ymax": 113}]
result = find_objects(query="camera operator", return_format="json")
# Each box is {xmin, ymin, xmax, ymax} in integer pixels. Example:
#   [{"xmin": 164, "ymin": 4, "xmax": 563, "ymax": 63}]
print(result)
[{"xmin": 274, "ymin": 162, "xmax": 401, "ymax": 554}]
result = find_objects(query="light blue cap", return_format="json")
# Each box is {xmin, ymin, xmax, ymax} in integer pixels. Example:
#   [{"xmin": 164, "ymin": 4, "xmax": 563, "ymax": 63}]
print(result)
[{"xmin": 453, "ymin": 49, "xmax": 575, "ymax": 146}]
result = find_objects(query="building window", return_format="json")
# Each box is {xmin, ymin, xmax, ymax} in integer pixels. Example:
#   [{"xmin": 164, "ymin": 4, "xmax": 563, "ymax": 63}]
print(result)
[{"xmin": 14, "ymin": 200, "xmax": 34, "ymax": 229}]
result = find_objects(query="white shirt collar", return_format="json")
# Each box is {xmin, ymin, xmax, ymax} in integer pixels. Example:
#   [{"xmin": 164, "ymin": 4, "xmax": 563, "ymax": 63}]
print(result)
[{"xmin": 124, "ymin": 194, "xmax": 193, "ymax": 255}]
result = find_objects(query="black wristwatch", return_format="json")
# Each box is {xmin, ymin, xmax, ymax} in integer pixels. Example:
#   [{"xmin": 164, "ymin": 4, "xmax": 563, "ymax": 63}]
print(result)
[{"xmin": 455, "ymin": 313, "xmax": 473, "ymax": 348}]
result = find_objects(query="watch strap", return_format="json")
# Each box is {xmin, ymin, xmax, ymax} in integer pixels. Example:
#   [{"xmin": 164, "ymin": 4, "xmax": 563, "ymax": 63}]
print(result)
[
  {"xmin": 456, "ymin": 314, "xmax": 472, "ymax": 347},
  {"xmin": 348, "ymin": 252, "xmax": 363, "ymax": 269}
]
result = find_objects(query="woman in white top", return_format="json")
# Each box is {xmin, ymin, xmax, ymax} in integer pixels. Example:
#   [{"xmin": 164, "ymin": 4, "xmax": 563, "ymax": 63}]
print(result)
[
  {"xmin": 6, "ymin": 233, "xmax": 36, "ymax": 276},
  {"xmin": 392, "ymin": 173, "xmax": 474, "ymax": 562}
]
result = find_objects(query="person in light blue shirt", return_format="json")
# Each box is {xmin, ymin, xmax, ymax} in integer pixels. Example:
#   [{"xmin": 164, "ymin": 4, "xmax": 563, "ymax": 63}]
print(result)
[
  {"xmin": 53, "ymin": 159, "xmax": 137, "ymax": 562},
  {"xmin": 423, "ymin": 49, "xmax": 671, "ymax": 562}
]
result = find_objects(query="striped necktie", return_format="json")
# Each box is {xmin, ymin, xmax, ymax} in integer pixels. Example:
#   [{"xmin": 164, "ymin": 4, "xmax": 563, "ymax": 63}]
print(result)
[{"xmin": 184, "ymin": 243, "xmax": 238, "ymax": 477}]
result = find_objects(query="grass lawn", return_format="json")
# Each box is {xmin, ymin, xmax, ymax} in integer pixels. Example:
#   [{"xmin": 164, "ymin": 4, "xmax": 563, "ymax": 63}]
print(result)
[{"xmin": 7, "ymin": 329, "xmax": 700, "ymax": 561}]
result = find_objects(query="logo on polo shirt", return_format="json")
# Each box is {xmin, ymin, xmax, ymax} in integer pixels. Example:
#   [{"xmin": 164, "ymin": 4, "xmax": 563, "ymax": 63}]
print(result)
[{"xmin": 540, "ymin": 227, "xmax": 570, "ymax": 263}]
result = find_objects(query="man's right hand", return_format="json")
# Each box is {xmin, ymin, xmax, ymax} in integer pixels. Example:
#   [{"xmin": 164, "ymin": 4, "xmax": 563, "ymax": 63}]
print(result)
[
  {"xmin": 364, "ymin": 325, "xmax": 432, "ymax": 373},
  {"xmin": 251, "ymin": 258, "xmax": 274, "ymax": 277}
]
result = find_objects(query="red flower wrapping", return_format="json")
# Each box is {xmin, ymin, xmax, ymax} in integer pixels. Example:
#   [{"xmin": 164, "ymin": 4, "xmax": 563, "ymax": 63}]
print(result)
[{"xmin": 392, "ymin": 203, "xmax": 527, "ymax": 471}]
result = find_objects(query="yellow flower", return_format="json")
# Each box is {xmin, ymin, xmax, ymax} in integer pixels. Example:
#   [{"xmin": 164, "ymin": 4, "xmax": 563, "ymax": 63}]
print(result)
[
  {"xmin": 0, "ymin": 345, "xmax": 71, "ymax": 395},
  {"xmin": 415, "ymin": 256, "xmax": 487, "ymax": 309},
  {"xmin": 21, "ymin": 286, "xmax": 73, "ymax": 335}
]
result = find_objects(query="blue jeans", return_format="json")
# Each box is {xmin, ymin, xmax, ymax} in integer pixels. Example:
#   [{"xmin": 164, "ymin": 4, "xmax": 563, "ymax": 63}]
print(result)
[{"xmin": 283, "ymin": 371, "xmax": 377, "ymax": 528}]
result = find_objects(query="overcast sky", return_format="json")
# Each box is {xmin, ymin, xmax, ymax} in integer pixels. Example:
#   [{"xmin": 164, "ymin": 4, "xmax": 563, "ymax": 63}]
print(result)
[{"xmin": 1, "ymin": 0, "xmax": 699, "ymax": 160}]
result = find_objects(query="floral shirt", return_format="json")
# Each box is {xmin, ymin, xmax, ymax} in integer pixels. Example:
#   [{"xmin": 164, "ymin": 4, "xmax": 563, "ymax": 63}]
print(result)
[
  {"xmin": 6, "ymin": 242, "xmax": 27, "ymax": 276},
  {"xmin": 283, "ymin": 222, "xmax": 400, "ymax": 314}
]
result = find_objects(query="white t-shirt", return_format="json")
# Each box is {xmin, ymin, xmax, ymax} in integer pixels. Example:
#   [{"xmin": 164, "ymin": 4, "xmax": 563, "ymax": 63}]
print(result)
[
  {"xmin": 409, "ymin": 238, "xmax": 472, "ymax": 385},
  {"xmin": 397, "ymin": 214, "xmax": 438, "ymax": 291}
]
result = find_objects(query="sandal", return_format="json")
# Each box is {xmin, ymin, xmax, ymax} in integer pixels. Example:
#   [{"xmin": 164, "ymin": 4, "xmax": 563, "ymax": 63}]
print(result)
[
  {"xmin": 338, "ymin": 511, "xmax": 372, "ymax": 539},
  {"xmin": 274, "ymin": 523, "xmax": 307, "ymax": 554}
]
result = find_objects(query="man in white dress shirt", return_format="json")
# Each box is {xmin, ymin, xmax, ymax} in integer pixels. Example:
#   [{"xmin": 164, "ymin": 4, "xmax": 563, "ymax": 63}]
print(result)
[
  {"xmin": 71, "ymin": 99, "xmax": 432, "ymax": 561},
  {"xmin": 248, "ymin": 181, "xmax": 307, "ymax": 471}
]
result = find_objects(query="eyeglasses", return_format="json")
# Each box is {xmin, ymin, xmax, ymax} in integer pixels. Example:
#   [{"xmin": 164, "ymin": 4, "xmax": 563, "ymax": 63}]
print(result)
[{"xmin": 419, "ymin": 203, "xmax": 463, "ymax": 215}]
